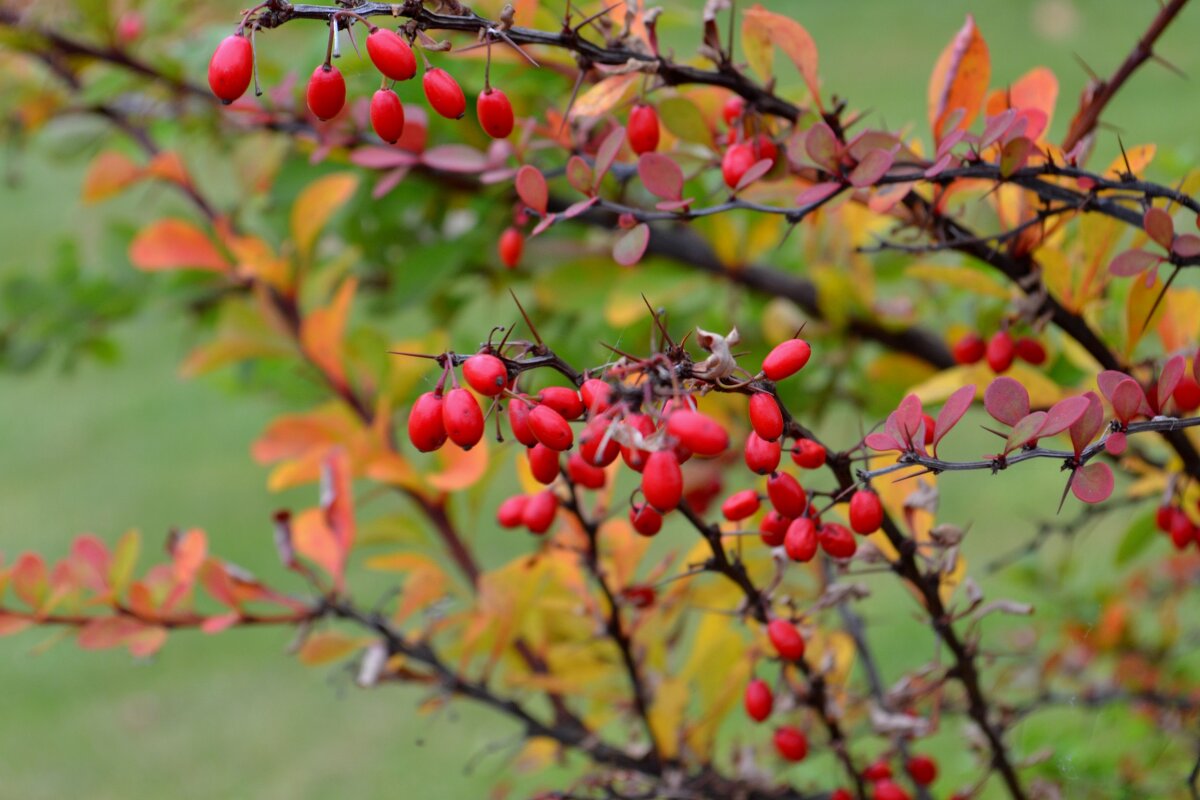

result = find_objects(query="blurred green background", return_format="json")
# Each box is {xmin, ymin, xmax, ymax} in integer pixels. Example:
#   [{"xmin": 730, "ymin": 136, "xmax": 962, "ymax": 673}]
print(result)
[{"xmin": 2, "ymin": 1, "xmax": 1199, "ymax": 798}]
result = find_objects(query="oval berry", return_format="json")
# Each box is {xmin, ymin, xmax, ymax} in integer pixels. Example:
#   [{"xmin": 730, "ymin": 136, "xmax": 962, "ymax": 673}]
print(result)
[
  {"xmin": 580, "ymin": 379, "xmax": 614, "ymax": 415},
  {"xmin": 952, "ymin": 332, "xmax": 986, "ymax": 365},
  {"xmin": 772, "ymin": 726, "xmax": 808, "ymax": 762},
  {"xmin": 630, "ymin": 502, "xmax": 663, "ymax": 536},
  {"xmin": 408, "ymin": 391, "xmax": 447, "ymax": 452},
  {"xmin": 745, "ymin": 432, "xmax": 782, "ymax": 475},
  {"xmin": 744, "ymin": 678, "xmax": 773, "ymax": 722},
  {"xmin": 748, "ymin": 393, "xmax": 784, "ymax": 441},
  {"xmin": 986, "ymin": 330, "xmax": 1015, "ymax": 374},
  {"xmin": 442, "ymin": 387, "xmax": 484, "ymax": 449},
  {"xmin": 627, "ymin": 104, "xmax": 660, "ymax": 154},
  {"xmin": 538, "ymin": 386, "xmax": 585, "ymax": 420},
  {"xmin": 784, "ymin": 517, "xmax": 818, "ymax": 562},
  {"xmin": 499, "ymin": 227, "xmax": 524, "ymax": 269},
  {"xmin": 306, "ymin": 64, "xmax": 346, "ymax": 121},
  {"xmin": 496, "ymin": 495, "xmax": 528, "ymax": 528},
  {"xmin": 722, "ymin": 489, "xmax": 761, "ymax": 521},
  {"xmin": 522, "ymin": 490, "xmax": 558, "ymax": 534},
  {"xmin": 1174, "ymin": 375, "xmax": 1200, "ymax": 412},
  {"xmin": 873, "ymin": 780, "xmax": 911, "ymax": 800},
  {"xmin": 423, "ymin": 67, "xmax": 466, "ymax": 119},
  {"xmin": 1014, "ymin": 336, "xmax": 1046, "ymax": 365},
  {"xmin": 477, "ymin": 88, "xmax": 515, "ymax": 138},
  {"xmin": 722, "ymin": 95, "xmax": 745, "ymax": 127},
  {"xmin": 666, "ymin": 410, "xmax": 729, "ymax": 456},
  {"xmin": 508, "ymin": 395, "xmax": 537, "ymax": 446},
  {"xmin": 642, "ymin": 451, "xmax": 683, "ymax": 511},
  {"xmin": 766, "ymin": 472, "xmax": 806, "ymax": 518},
  {"xmin": 462, "ymin": 353, "xmax": 507, "ymax": 396},
  {"xmin": 767, "ymin": 619, "xmax": 805, "ymax": 661},
  {"xmin": 620, "ymin": 414, "xmax": 656, "ymax": 472},
  {"xmin": 208, "ymin": 35, "xmax": 254, "ymax": 104},
  {"xmin": 864, "ymin": 761, "xmax": 893, "ymax": 782},
  {"xmin": 579, "ymin": 418, "xmax": 621, "ymax": 467},
  {"xmin": 527, "ymin": 443, "xmax": 561, "ymax": 485},
  {"xmin": 760, "ymin": 510, "xmax": 791, "ymax": 547},
  {"xmin": 848, "ymin": 489, "xmax": 884, "ymax": 534},
  {"xmin": 722, "ymin": 142, "xmax": 757, "ymax": 189},
  {"xmin": 818, "ymin": 522, "xmax": 857, "ymax": 559},
  {"xmin": 905, "ymin": 755, "xmax": 938, "ymax": 786},
  {"xmin": 1170, "ymin": 511, "xmax": 1194, "ymax": 549},
  {"xmin": 369, "ymin": 89, "xmax": 406, "ymax": 143},
  {"xmin": 567, "ymin": 451, "xmax": 606, "ymax": 489},
  {"xmin": 529, "ymin": 404, "xmax": 574, "ymax": 451},
  {"xmin": 762, "ymin": 339, "xmax": 812, "ymax": 381},
  {"xmin": 791, "ymin": 438, "xmax": 826, "ymax": 469},
  {"xmin": 366, "ymin": 28, "xmax": 417, "ymax": 81}
]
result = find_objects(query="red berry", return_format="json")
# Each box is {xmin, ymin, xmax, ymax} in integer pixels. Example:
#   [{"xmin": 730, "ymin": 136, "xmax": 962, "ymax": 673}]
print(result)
[
  {"xmin": 766, "ymin": 472, "xmax": 806, "ymax": 518},
  {"xmin": 848, "ymin": 489, "xmax": 884, "ymax": 534},
  {"xmin": 496, "ymin": 495, "xmax": 527, "ymax": 528},
  {"xmin": 306, "ymin": 64, "xmax": 346, "ymax": 121},
  {"xmin": 529, "ymin": 405, "xmax": 574, "ymax": 451},
  {"xmin": 745, "ymin": 432, "xmax": 783, "ymax": 475},
  {"xmin": 760, "ymin": 511, "xmax": 791, "ymax": 547},
  {"xmin": 423, "ymin": 67, "xmax": 466, "ymax": 119},
  {"xmin": 772, "ymin": 726, "xmax": 808, "ymax": 762},
  {"xmin": 1014, "ymin": 336, "xmax": 1047, "ymax": 365},
  {"xmin": 873, "ymin": 780, "xmax": 911, "ymax": 800},
  {"xmin": 408, "ymin": 391, "xmax": 447, "ymax": 452},
  {"xmin": 766, "ymin": 618, "xmax": 805, "ymax": 660},
  {"xmin": 442, "ymin": 387, "xmax": 484, "ymax": 449},
  {"xmin": 905, "ymin": 755, "xmax": 938, "ymax": 786},
  {"xmin": 498, "ymin": 227, "xmax": 524, "ymax": 269},
  {"xmin": 864, "ymin": 761, "xmax": 893, "ymax": 782},
  {"xmin": 366, "ymin": 28, "xmax": 417, "ymax": 81},
  {"xmin": 952, "ymin": 332, "xmax": 986, "ymax": 365},
  {"xmin": 784, "ymin": 517, "xmax": 819, "ymax": 562},
  {"xmin": 620, "ymin": 414, "xmax": 656, "ymax": 472},
  {"xmin": 1170, "ymin": 511, "xmax": 1194, "ymax": 549},
  {"xmin": 622, "ymin": 585, "xmax": 657, "ymax": 608},
  {"xmin": 762, "ymin": 339, "xmax": 812, "ymax": 381},
  {"xmin": 831, "ymin": 791, "xmax": 854, "ymax": 800},
  {"xmin": 744, "ymin": 678, "xmax": 773, "ymax": 722},
  {"xmin": 791, "ymin": 438, "xmax": 826, "ymax": 469},
  {"xmin": 208, "ymin": 35, "xmax": 254, "ymax": 104},
  {"xmin": 580, "ymin": 379, "xmax": 615, "ymax": 415},
  {"xmin": 628, "ymin": 104, "xmax": 660, "ymax": 154},
  {"xmin": 508, "ymin": 395, "xmax": 537, "ymax": 446},
  {"xmin": 527, "ymin": 443, "xmax": 561, "ymax": 485},
  {"xmin": 630, "ymin": 502, "xmax": 663, "ymax": 536},
  {"xmin": 462, "ymin": 353, "xmax": 508, "ymax": 396},
  {"xmin": 642, "ymin": 451, "xmax": 683, "ymax": 511},
  {"xmin": 666, "ymin": 410, "xmax": 729, "ymax": 456},
  {"xmin": 368, "ymin": 89, "xmax": 406, "ymax": 143},
  {"xmin": 751, "ymin": 133, "xmax": 778, "ymax": 166},
  {"xmin": 819, "ymin": 522, "xmax": 857, "ymax": 558},
  {"xmin": 922, "ymin": 413, "xmax": 936, "ymax": 446},
  {"xmin": 986, "ymin": 330, "xmax": 1015, "ymax": 373},
  {"xmin": 749, "ymin": 393, "xmax": 784, "ymax": 441},
  {"xmin": 115, "ymin": 12, "xmax": 144, "ymax": 45},
  {"xmin": 722, "ymin": 142, "xmax": 757, "ymax": 189},
  {"xmin": 567, "ymin": 451, "xmax": 606, "ymax": 489},
  {"xmin": 538, "ymin": 387, "xmax": 585, "ymax": 420},
  {"xmin": 722, "ymin": 489, "xmax": 761, "ymax": 521},
  {"xmin": 579, "ymin": 418, "xmax": 621, "ymax": 467},
  {"xmin": 522, "ymin": 490, "xmax": 558, "ymax": 534},
  {"xmin": 722, "ymin": 95, "xmax": 745, "ymax": 126},
  {"xmin": 477, "ymin": 88, "xmax": 515, "ymax": 138},
  {"xmin": 1156, "ymin": 505, "xmax": 1179, "ymax": 532},
  {"xmin": 1174, "ymin": 375, "xmax": 1200, "ymax": 412}
]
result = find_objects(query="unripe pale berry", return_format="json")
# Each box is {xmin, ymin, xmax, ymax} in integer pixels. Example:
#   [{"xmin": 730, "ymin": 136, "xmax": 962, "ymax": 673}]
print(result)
[
  {"xmin": 748, "ymin": 393, "xmax": 784, "ymax": 441},
  {"xmin": 784, "ymin": 517, "xmax": 818, "ymax": 562},
  {"xmin": 666, "ymin": 410, "xmax": 729, "ymax": 456},
  {"xmin": 744, "ymin": 678, "xmax": 773, "ymax": 722},
  {"xmin": 630, "ymin": 502, "xmax": 663, "ymax": 536},
  {"xmin": 408, "ymin": 391, "xmax": 447, "ymax": 452},
  {"xmin": 522, "ymin": 490, "xmax": 558, "ymax": 534},
  {"xmin": 642, "ymin": 450, "xmax": 683, "ymax": 511},
  {"xmin": 628, "ymin": 104, "xmax": 660, "ymax": 154},
  {"xmin": 370, "ymin": 89, "xmax": 406, "ymax": 143},
  {"xmin": 567, "ymin": 451, "xmax": 606, "ymax": 489},
  {"xmin": 208, "ymin": 35, "xmax": 254, "ymax": 104},
  {"xmin": 496, "ymin": 495, "xmax": 528, "ymax": 528},
  {"xmin": 529, "ymin": 404, "xmax": 574, "ymax": 451},
  {"xmin": 819, "ymin": 522, "xmax": 857, "ymax": 558},
  {"xmin": 766, "ymin": 472, "xmax": 806, "ymax": 518},
  {"xmin": 848, "ymin": 489, "xmax": 884, "ymax": 534},
  {"xmin": 508, "ymin": 395, "xmax": 537, "ymax": 447},
  {"xmin": 986, "ymin": 330, "xmax": 1015, "ymax": 373},
  {"xmin": 423, "ymin": 67, "xmax": 466, "ymax": 119},
  {"xmin": 538, "ymin": 386, "xmax": 585, "ymax": 420},
  {"xmin": 762, "ymin": 339, "xmax": 812, "ymax": 380},
  {"xmin": 767, "ymin": 618, "xmax": 805, "ymax": 660},
  {"xmin": 462, "ymin": 353, "xmax": 507, "ymax": 396},
  {"xmin": 722, "ymin": 489, "xmax": 761, "ymax": 521},
  {"xmin": 442, "ymin": 387, "xmax": 484, "ymax": 449},
  {"xmin": 952, "ymin": 332, "xmax": 986, "ymax": 365},
  {"xmin": 366, "ymin": 28, "xmax": 417, "ymax": 81},
  {"xmin": 527, "ymin": 443, "xmax": 561, "ymax": 485},
  {"xmin": 760, "ymin": 510, "xmax": 791, "ymax": 547},
  {"xmin": 745, "ymin": 432, "xmax": 782, "ymax": 475},
  {"xmin": 499, "ymin": 227, "xmax": 524, "ymax": 269},
  {"xmin": 772, "ymin": 726, "xmax": 808, "ymax": 762},
  {"xmin": 477, "ymin": 88, "xmax": 515, "ymax": 138},
  {"xmin": 791, "ymin": 438, "xmax": 826, "ymax": 469}
]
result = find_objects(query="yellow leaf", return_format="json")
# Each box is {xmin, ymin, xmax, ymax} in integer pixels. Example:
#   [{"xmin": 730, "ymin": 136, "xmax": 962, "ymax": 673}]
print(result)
[
  {"xmin": 1125, "ymin": 270, "xmax": 1166, "ymax": 357},
  {"xmin": 129, "ymin": 219, "xmax": 230, "ymax": 273},
  {"xmin": 928, "ymin": 15, "xmax": 990, "ymax": 141},
  {"xmin": 1103, "ymin": 144, "xmax": 1155, "ymax": 180},
  {"xmin": 291, "ymin": 172, "xmax": 359, "ymax": 258},
  {"xmin": 905, "ymin": 263, "xmax": 1009, "ymax": 299},
  {"xmin": 82, "ymin": 151, "xmax": 141, "ymax": 203},
  {"xmin": 297, "ymin": 630, "xmax": 368, "ymax": 665},
  {"xmin": 939, "ymin": 552, "xmax": 968, "ymax": 606},
  {"xmin": 570, "ymin": 73, "xmax": 638, "ymax": 119},
  {"xmin": 680, "ymin": 613, "xmax": 750, "ymax": 758},
  {"xmin": 743, "ymin": 5, "xmax": 820, "ymax": 102},
  {"xmin": 301, "ymin": 277, "xmax": 357, "ymax": 389},
  {"xmin": 1157, "ymin": 287, "xmax": 1200, "ymax": 353},
  {"xmin": 648, "ymin": 677, "xmax": 688, "ymax": 760}
]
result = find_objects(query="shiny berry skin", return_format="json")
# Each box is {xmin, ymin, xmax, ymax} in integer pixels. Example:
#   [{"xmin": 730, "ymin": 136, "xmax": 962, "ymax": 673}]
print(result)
[
  {"xmin": 905, "ymin": 755, "xmax": 938, "ymax": 786},
  {"xmin": 831, "ymin": 791, "xmax": 854, "ymax": 800},
  {"xmin": 580, "ymin": 379, "xmax": 614, "ymax": 415},
  {"xmin": 1156, "ymin": 505, "xmax": 1179, "ymax": 532},
  {"xmin": 538, "ymin": 387, "xmax": 585, "ymax": 420},
  {"xmin": 522, "ymin": 490, "xmax": 558, "ymax": 534},
  {"xmin": 784, "ymin": 517, "xmax": 818, "ymax": 562},
  {"xmin": 366, "ymin": 28, "xmax": 417, "ymax": 81},
  {"xmin": 620, "ymin": 414, "xmax": 656, "ymax": 472},
  {"xmin": 952, "ymin": 332, "xmax": 987, "ymax": 365},
  {"xmin": 529, "ymin": 405, "xmax": 574, "ymax": 451},
  {"xmin": 1014, "ymin": 336, "xmax": 1047, "ymax": 365},
  {"xmin": 508, "ymin": 396, "xmax": 537, "ymax": 446},
  {"xmin": 722, "ymin": 142, "xmax": 757, "ymax": 189},
  {"xmin": 766, "ymin": 472, "xmax": 806, "ymax": 518},
  {"xmin": 499, "ymin": 227, "xmax": 524, "ymax": 269},
  {"xmin": 819, "ymin": 523, "xmax": 857, "ymax": 558},
  {"xmin": 1170, "ymin": 511, "xmax": 1195, "ymax": 549},
  {"xmin": 749, "ymin": 393, "xmax": 784, "ymax": 441},
  {"xmin": 772, "ymin": 726, "xmax": 808, "ymax": 762},
  {"xmin": 864, "ymin": 761, "xmax": 893, "ymax": 782},
  {"xmin": 873, "ymin": 780, "xmax": 911, "ymax": 800},
  {"xmin": 627, "ymin": 104, "xmax": 660, "ymax": 154},
  {"xmin": 579, "ymin": 419, "xmax": 621, "ymax": 467},
  {"xmin": 630, "ymin": 502, "xmax": 663, "ymax": 536},
  {"xmin": 922, "ymin": 413, "xmax": 936, "ymax": 446},
  {"xmin": 762, "ymin": 339, "xmax": 812, "ymax": 381},
  {"xmin": 722, "ymin": 489, "xmax": 761, "ymax": 521},
  {"xmin": 208, "ymin": 35, "xmax": 254, "ymax": 104},
  {"xmin": 986, "ymin": 330, "xmax": 1015, "ymax": 373},
  {"xmin": 766, "ymin": 618, "xmax": 805, "ymax": 660},
  {"xmin": 744, "ymin": 678, "xmax": 773, "ymax": 722},
  {"xmin": 722, "ymin": 95, "xmax": 745, "ymax": 126},
  {"xmin": 849, "ymin": 489, "xmax": 884, "ymax": 534},
  {"xmin": 750, "ymin": 133, "xmax": 778, "ymax": 165},
  {"xmin": 760, "ymin": 511, "xmax": 791, "ymax": 546},
  {"xmin": 1174, "ymin": 375, "xmax": 1200, "ymax": 412},
  {"xmin": 567, "ymin": 451, "xmax": 606, "ymax": 489},
  {"xmin": 477, "ymin": 88, "xmax": 515, "ymax": 138},
  {"xmin": 622, "ymin": 584, "xmax": 657, "ymax": 608},
  {"xmin": 307, "ymin": 64, "xmax": 346, "ymax": 121},
  {"xmin": 442, "ymin": 387, "xmax": 484, "ymax": 449},
  {"xmin": 666, "ymin": 410, "xmax": 729, "ymax": 456},
  {"xmin": 496, "ymin": 495, "xmax": 528, "ymax": 528},
  {"xmin": 369, "ymin": 89, "xmax": 406, "ymax": 143},
  {"xmin": 462, "ymin": 353, "xmax": 508, "ymax": 396},
  {"xmin": 642, "ymin": 451, "xmax": 683, "ymax": 511},
  {"xmin": 791, "ymin": 438, "xmax": 826, "ymax": 469},
  {"xmin": 408, "ymin": 391, "xmax": 447, "ymax": 452},
  {"xmin": 527, "ymin": 443, "xmax": 561, "ymax": 485},
  {"xmin": 745, "ymin": 432, "xmax": 782, "ymax": 475},
  {"xmin": 423, "ymin": 67, "xmax": 466, "ymax": 119}
]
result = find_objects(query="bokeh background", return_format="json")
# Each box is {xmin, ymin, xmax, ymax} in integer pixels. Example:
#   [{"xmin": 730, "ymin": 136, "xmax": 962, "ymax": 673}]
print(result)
[{"xmin": 2, "ymin": 1, "xmax": 1198, "ymax": 797}]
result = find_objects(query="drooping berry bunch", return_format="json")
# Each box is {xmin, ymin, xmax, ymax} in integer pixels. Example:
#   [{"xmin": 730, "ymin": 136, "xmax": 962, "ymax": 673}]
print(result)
[{"xmin": 951, "ymin": 328, "xmax": 1046, "ymax": 374}]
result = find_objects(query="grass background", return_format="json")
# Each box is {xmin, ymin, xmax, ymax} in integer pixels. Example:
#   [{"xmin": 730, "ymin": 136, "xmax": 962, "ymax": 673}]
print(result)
[{"xmin": 2, "ymin": 1, "xmax": 1199, "ymax": 798}]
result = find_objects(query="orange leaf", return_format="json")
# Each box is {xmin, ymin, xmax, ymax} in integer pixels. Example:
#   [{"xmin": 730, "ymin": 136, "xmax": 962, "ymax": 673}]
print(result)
[
  {"xmin": 0, "ymin": 613, "xmax": 32, "ymax": 637},
  {"xmin": 12, "ymin": 553, "xmax": 48, "ymax": 609},
  {"xmin": 301, "ymin": 277, "xmax": 357, "ymax": 389},
  {"xmin": 292, "ymin": 507, "xmax": 343, "ymax": 582},
  {"xmin": 129, "ymin": 219, "xmax": 230, "ymax": 273},
  {"xmin": 297, "ymin": 630, "xmax": 367, "ymax": 665},
  {"xmin": 321, "ymin": 449, "xmax": 356, "ymax": 575},
  {"xmin": 291, "ymin": 172, "xmax": 359, "ymax": 258},
  {"xmin": 570, "ymin": 73, "xmax": 639, "ymax": 119},
  {"xmin": 252, "ymin": 403, "xmax": 358, "ymax": 464},
  {"xmin": 1104, "ymin": 144, "xmax": 1156, "ymax": 180},
  {"xmin": 144, "ymin": 151, "xmax": 190, "ymax": 185},
  {"xmin": 82, "ymin": 151, "xmax": 142, "ymax": 203},
  {"xmin": 426, "ymin": 438, "xmax": 489, "ymax": 492},
  {"xmin": 171, "ymin": 529, "xmax": 207, "ymax": 586},
  {"xmin": 985, "ymin": 66, "xmax": 1057, "ymax": 138},
  {"xmin": 928, "ymin": 15, "xmax": 990, "ymax": 142},
  {"xmin": 743, "ymin": 5, "xmax": 820, "ymax": 104}
]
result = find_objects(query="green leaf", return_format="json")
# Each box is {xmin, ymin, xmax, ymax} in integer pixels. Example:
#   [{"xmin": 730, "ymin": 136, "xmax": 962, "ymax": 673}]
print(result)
[{"xmin": 1114, "ymin": 511, "xmax": 1157, "ymax": 566}]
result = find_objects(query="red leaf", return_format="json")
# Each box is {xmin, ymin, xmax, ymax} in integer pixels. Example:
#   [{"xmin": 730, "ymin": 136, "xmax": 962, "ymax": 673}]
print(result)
[
  {"xmin": 933, "ymin": 384, "xmax": 976, "ymax": 454},
  {"xmin": 1071, "ymin": 462, "xmax": 1114, "ymax": 504},
  {"xmin": 170, "ymin": 529, "xmax": 207, "ymax": 587},
  {"xmin": 1111, "ymin": 378, "xmax": 1146, "ymax": 424},
  {"xmin": 129, "ymin": 219, "xmax": 230, "ymax": 273},
  {"xmin": 735, "ymin": 159, "xmax": 775, "ymax": 192},
  {"xmin": 350, "ymin": 147, "xmax": 419, "ymax": 169},
  {"xmin": 515, "ymin": 165, "xmax": 548, "ymax": 215},
  {"xmin": 1159, "ymin": 355, "xmax": 1186, "ymax": 412},
  {"xmin": 1037, "ymin": 395, "xmax": 1089, "ymax": 438},
  {"xmin": 983, "ymin": 376, "xmax": 1029, "ymax": 426},
  {"xmin": 865, "ymin": 432, "xmax": 903, "ymax": 452},
  {"xmin": 593, "ymin": 127, "xmax": 625, "ymax": 186},
  {"xmin": 796, "ymin": 181, "xmax": 842, "ymax": 207},
  {"xmin": 1069, "ymin": 391, "xmax": 1105, "ymax": 456},
  {"xmin": 805, "ymin": 122, "xmax": 840, "ymax": 172},
  {"xmin": 421, "ymin": 145, "xmax": 489, "ymax": 173},
  {"xmin": 1143, "ymin": 207, "xmax": 1175, "ymax": 250},
  {"xmin": 637, "ymin": 153, "xmax": 683, "ymax": 201},
  {"xmin": 848, "ymin": 148, "xmax": 894, "ymax": 187},
  {"xmin": 566, "ymin": 155, "xmax": 593, "ymax": 195},
  {"xmin": 1172, "ymin": 234, "xmax": 1200, "ymax": 258},
  {"xmin": 563, "ymin": 197, "xmax": 599, "ymax": 219},
  {"xmin": 1005, "ymin": 411, "xmax": 1046, "ymax": 453},
  {"xmin": 999, "ymin": 136, "xmax": 1034, "ymax": 177},
  {"xmin": 12, "ymin": 554, "xmax": 48, "ymax": 609},
  {"xmin": 928, "ymin": 15, "xmax": 991, "ymax": 141},
  {"xmin": 1109, "ymin": 249, "xmax": 1160, "ymax": 277},
  {"xmin": 613, "ymin": 223, "xmax": 651, "ymax": 266}
]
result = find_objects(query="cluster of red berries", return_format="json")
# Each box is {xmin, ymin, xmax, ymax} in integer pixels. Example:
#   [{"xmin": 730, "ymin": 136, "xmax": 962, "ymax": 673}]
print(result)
[
  {"xmin": 207, "ymin": 26, "xmax": 515, "ymax": 143},
  {"xmin": 951, "ymin": 330, "xmax": 1045, "ymax": 373},
  {"xmin": 1155, "ymin": 504, "xmax": 1200, "ymax": 550}
]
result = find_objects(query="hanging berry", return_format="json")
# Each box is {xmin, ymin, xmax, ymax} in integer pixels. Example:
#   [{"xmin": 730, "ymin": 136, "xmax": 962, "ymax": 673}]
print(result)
[
  {"xmin": 477, "ymin": 88, "xmax": 515, "ymax": 138},
  {"xmin": 408, "ymin": 391, "xmax": 447, "ymax": 452},
  {"xmin": 307, "ymin": 64, "xmax": 346, "ymax": 121},
  {"xmin": 641, "ymin": 451, "xmax": 683, "ymax": 511},
  {"xmin": 527, "ymin": 444, "xmax": 561, "ymax": 485},
  {"xmin": 665, "ymin": 410, "xmax": 729, "ymax": 456},
  {"xmin": 762, "ymin": 339, "xmax": 812, "ymax": 380},
  {"xmin": 208, "ymin": 35, "xmax": 254, "ymax": 104},
  {"xmin": 986, "ymin": 330, "xmax": 1015, "ymax": 373},
  {"xmin": 848, "ymin": 489, "xmax": 884, "ymax": 534},
  {"xmin": 766, "ymin": 472, "xmax": 806, "ymax": 518},
  {"xmin": 743, "ymin": 678, "xmax": 773, "ymax": 722},
  {"xmin": 784, "ymin": 517, "xmax": 818, "ymax": 562},
  {"xmin": 721, "ymin": 489, "xmax": 761, "ymax": 521},
  {"xmin": 462, "ymin": 353, "xmax": 508, "ymax": 396},
  {"xmin": 629, "ymin": 502, "xmax": 663, "ymax": 536},
  {"xmin": 748, "ymin": 393, "xmax": 785, "ymax": 441},
  {"xmin": 766, "ymin": 619, "xmax": 805, "ymax": 660},
  {"xmin": 498, "ymin": 227, "xmax": 524, "ymax": 269},
  {"xmin": 772, "ymin": 726, "xmax": 808, "ymax": 762},
  {"xmin": 744, "ymin": 432, "xmax": 782, "ymax": 475},
  {"xmin": 952, "ymin": 332, "xmax": 986, "ymax": 364},
  {"xmin": 369, "ymin": 89, "xmax": 405, "ymax": 143},
  {"xmin": 528, "ymin": 405, "xmax": 574, "ymax": 451},
  {"xmin": 423, "ymin": 67, "xmax": 466, "ymax": 119},
  {"xmin": 791, "ymin": 438, "xmax": 826, "ymax": 469},
  {"xmin": 628, "ymin": 104, "xmax": 660, "ymax": 154},
  {"xmin": 442, "ymin": 387, "xmax": 484, "ymax": 449},
  {"xmin": 496, "ymin": 495, "xmax": 528, "ymax": 528},
  {"xmin": 366, "ymin": 28, "xmax": 417, "ymax": 81},
  {"xmin": 722, "ymin": 142, "xmax": 757, "ymax": 189},
  {"xmin": 522, "ymin": 490, "xmax": 558, "ymax": 534}
]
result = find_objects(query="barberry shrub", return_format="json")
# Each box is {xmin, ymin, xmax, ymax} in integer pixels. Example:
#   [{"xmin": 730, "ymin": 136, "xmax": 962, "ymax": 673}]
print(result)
[{"xmin": 2, "ymin": 2, "xmax": 1200, "ymax": 799}]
